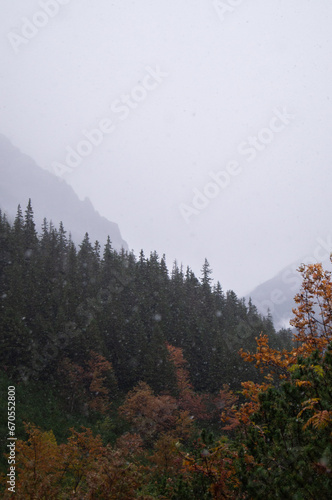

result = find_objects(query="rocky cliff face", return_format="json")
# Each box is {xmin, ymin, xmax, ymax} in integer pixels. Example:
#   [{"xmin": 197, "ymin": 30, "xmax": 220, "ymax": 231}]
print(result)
[{"xmin": 0, "ymin": 134, "xmax": 128, "ymax": 251}]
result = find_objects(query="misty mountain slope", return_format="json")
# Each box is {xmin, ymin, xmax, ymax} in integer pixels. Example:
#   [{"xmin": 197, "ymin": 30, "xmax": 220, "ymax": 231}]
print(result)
[
  {"xmin": 247, "ymin": 254, "xmax": 332, "ymax": 330},
  {"xmin": 0, "ymin": 134, "xmax": 128, "ymax": 251}
]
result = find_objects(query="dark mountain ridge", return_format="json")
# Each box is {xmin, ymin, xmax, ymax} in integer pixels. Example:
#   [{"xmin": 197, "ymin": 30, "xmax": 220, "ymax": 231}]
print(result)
[{"xmin": 0, "ymin": 134, "xmax": 128, "ymax": 251}]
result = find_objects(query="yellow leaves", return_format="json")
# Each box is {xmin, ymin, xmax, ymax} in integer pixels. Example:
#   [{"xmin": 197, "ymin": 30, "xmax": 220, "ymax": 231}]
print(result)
[
  {"xmin": 11, "ymin": 423, "xmax": 64, "ymax": 499},
  {"xmin": 239, "ymin": 259, "xmax": 332, "ymax": 436},
  {"xmin": 241, "ymin": 380, "xmax": 271, "ymax": 402},
  {"xmin": 312, "ymin": 365, "xmax": 324, "ymax": 378},
  {"xmin": 303, "ymin": 411, "xmax": 332, "ymax": 431},
  {"xmin": 240, "ymin": 333, "xmax": 293, "ymax": 380},
  {"xmin": 10, "ymin": 423, "xmax": 150, "ymax": 499},
  {"xmin": 297, "ymin": 397, "xmax": 332, "ymax": 432},
  {"xmin": 289, "ymin": 362, "xmax": 323, "ymax": 388},
  {"xmin": 298, "ymin": 397, "xmax": 320, "ymax": 417},
  {"xmin": 295, "ymin": 380, "xmax": 313, "ymax": 388}
]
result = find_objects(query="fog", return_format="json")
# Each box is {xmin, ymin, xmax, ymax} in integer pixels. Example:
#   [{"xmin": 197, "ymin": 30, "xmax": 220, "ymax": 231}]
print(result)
[{"xmin": 1, "ymin": 0, "xmax": 332, "ymax": 296}]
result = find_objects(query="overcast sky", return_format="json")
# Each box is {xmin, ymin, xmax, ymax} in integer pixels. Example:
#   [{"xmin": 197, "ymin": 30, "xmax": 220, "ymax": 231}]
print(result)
[{"xmin": 1, "ymin": 0, "xmax": 332, "ymax": 296}]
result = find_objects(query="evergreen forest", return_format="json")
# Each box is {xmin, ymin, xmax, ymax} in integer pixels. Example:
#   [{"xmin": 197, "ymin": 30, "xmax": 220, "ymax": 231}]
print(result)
[{"xmin": 0, "ymin": 201, "xmax": 331, "ymax": 499}]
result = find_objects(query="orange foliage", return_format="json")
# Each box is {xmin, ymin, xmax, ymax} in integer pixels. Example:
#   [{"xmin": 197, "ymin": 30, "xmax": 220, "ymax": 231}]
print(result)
[
  {"xmin": 149, "ymin": 433, "xmax": 182, "ymax": 475},
  {"xmin": 58, "ymin": 351, "xmax": 114, "ymax": 414},
  {"xmin": 240, "ymin": 262, "xmax": 332, "ymax": 382},
  {"xmin": 4, "ymin": 423, "xmax": 62, "ymax": 499},
  {"xmin": 291, "ymin": 262, "xmax": 332, "ymax": 353},
  {"xmin": 6, "ymin": 262, "xmax": 332, "ymax": 498},
  {"xmin": 85, "ymin": 351, "xmax": 114, "ymax": 413},
  {"xmin": 237, "ymin": 260, "xmax": 332, "ymax": 430},
  {"xmin": 166, "ymin": 343, "xmax": 210, "ymax": 420},
  {"xmin": 179, "ymin": 439, "xmax": 241, "ymax": 499},
  {"xmin": 3, "ymin": 423, "xmax": 149, "ymax": 499},
  {"xmin": 216, "ymin": 384, "xmax": 239, "ymax": 431},
  {"xmin": 239, "ymin": 334, "xmax": 293, "ymax": 380},
  {"xmin": 85, "ymin": 432, "xmax": 148, "ymax": 499},
  {"xmin": 118, "ymin": 381, "xmax": 193, "ymax": 446},
  {"xmin": 60, "ymin": 427, "xmax": 104, "ymax": 494}
]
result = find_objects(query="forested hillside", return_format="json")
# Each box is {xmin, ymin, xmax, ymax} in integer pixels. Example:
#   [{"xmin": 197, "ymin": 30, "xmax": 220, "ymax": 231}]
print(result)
[
  {"xmin": 1, "ymin": 201, "xmax": 331, "ymax": 498},
  {"xmin": 0, "ymin": 134, "xmax": 128, "ymax": 251},
  {"xmin": 0, "ymin": 201, "xmax": 291, "ymax": 393}
]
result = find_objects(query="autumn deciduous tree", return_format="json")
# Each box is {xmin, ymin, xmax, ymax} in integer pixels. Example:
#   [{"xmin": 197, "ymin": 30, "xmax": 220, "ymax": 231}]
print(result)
[
  {"xmin": 233, "ymin": 261, "xmax": 332, "ymax": 497},
  {"xmin": 178, "ymin": 261, "xmax": 332, "ymax": 498},
  {"xmin": 3, "ymin": 424, "xmax": 150, "ymax": 499},
  {"xmin": 166, "ymin": 343, "xmax": 210, "ymax": 420},
  {"xmin": 291, "ymin": 262, "xmax": 332, "ymax": 353},
  {"xmin": 177, "ymin": 432, "xmax": 240, "ymax": 499},
  {"xmin": 4, "ymin": 423, "xmax": 62, "ymax": 499},
  {"xmin": 60, "ymin": 427, "xmax": 104, "ymax": 495},
  {"xmin": 60, "ymin": 428, "xmax": 149, "ymax": 498},
  {"xmin": 236, "ymin": 345, "xmax": 332, "ymax": 498},
  {"xmin": 88, "ymin": 432, "xmax": 148, "ymax": 499},
  {"xmin": 149, "ymin": 433, "xmax": 182, "ymax": 477},
  {"xmin": 58, "ymin": 351, "xmax": 115, "ymax": 414},
  {"xmin": 240, "ymin": 261, "xmax": 332, "ymax": 378},
  {"xmin": 237, "ymin": 261, "xmax": 332, "ymax": 424},
  {"xmin": 118, "ymin": 381, "xmax": 194, "ymax": 446},
  {"xmin": 85, "ymin": 351, "xmax": 116, "ymax": 413},
  {"xmin": 216, "ymin": 384, "xmax": 239, "ymax": 432}
]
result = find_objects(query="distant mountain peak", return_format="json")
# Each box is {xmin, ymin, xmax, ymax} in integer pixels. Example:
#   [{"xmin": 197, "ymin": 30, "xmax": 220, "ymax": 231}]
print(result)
[
  {"xmin": 246, "ymin": 254, "xmax": 332, "ymax": 330},
  {"xmin": 0, "ymin": 134, "xmax": 128, "ymax": 251}
]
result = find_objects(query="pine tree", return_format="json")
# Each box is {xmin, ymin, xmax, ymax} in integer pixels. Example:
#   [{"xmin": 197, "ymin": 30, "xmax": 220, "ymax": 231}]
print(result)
[{"xmin": 24, "ymin": 198, "xmax": 38, "ymax": 251}]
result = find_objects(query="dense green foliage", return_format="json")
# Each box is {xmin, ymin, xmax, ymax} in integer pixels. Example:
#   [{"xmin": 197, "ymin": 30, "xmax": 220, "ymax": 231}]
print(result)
[
  {"xmin": 236, "ymin": 346, "xmax": 332, "ymax": 499},
  {"xmin": 0, "ymin": 201, "xmax": 291, "ymax": 394},
  {"xmin": 5, "ymin": 201, "xmax": 322, "ymax": 499}
]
